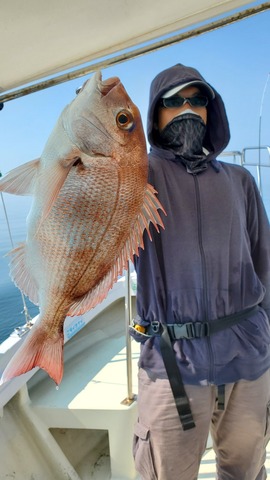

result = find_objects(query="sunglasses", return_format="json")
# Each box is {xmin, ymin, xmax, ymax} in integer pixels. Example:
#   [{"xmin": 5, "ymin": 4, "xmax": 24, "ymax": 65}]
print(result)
[{"xmin": 159, "ymin": 95, "xmax": 208, "ymax": 109}]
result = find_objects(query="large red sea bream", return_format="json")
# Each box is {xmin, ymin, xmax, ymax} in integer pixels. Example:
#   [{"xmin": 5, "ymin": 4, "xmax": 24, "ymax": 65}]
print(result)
[{"xmin": 0, "ymin": 72, "xmax": 165, "ymax": 385}]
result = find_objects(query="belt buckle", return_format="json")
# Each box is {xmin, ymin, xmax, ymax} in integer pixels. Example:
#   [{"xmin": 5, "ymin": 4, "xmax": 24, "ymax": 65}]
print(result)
[
  {"xmin": 173, "ymin": 323, "xmax": 195, "ymax": 339},
  {"xmin": 169, "ymin": 322, "xmax": 210, "ymax": 340},
  {"xmin": 194, "ymin": 322, "xmax": 210, "ymax": 337}
]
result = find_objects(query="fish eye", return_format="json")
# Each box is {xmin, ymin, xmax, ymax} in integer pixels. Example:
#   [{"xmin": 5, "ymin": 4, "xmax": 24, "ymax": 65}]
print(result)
[
  {"xmin": 75, "ymin": 80, "xmax": 88, "ymax": 95},
  {"xmin": 116, "ymin": 110, "xmax": 134, "ymax": 130}
]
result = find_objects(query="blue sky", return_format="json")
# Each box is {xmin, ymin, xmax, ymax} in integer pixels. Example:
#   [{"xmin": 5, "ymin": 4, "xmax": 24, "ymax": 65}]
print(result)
[{"xmin": 0, "ymin": 5, "xmax": 270, "ymax": 213}]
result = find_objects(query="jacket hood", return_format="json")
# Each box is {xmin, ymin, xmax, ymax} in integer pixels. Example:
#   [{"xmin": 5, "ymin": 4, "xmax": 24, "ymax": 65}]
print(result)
[{"xmin": 147, "ymin": 63, "xmax": 230, "ymax": 159}]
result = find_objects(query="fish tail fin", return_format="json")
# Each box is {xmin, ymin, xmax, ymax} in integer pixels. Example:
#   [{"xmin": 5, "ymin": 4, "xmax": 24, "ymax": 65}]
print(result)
[{"xmin": 0, "ymin": 320, "xmax": 64, "ymax": 386}]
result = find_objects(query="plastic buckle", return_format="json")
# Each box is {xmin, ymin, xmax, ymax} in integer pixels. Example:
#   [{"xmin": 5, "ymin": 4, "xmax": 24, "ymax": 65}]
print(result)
[
  {"xmin": 172, "ymin": 323, "xmax": 194, "ymax": 339},
  {"xmin": 150, "ymin": 321, "xmax": 161, "ymax": 334},
  {"xmin": 181, "ymin": 413, "xmax": 196, "ymax": 430},
  {"xmin": 193, "ymin": 322, "xmax": 210, "ymax": 337},
  {"xmin": 171, "ymin": 322, "xmax": 210, "ymax": 339}
]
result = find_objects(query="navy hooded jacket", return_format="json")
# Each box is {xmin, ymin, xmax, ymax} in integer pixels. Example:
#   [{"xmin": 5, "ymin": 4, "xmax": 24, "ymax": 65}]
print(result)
[{"xmin": 133, "ymin": 63, "xmax": 270, "ymax": 385}]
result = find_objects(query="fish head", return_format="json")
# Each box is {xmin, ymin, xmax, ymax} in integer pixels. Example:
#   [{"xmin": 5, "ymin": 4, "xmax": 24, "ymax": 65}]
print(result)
[{"xmin": 62, "ymin": 71, "xmax": 148, "ymax": 168}]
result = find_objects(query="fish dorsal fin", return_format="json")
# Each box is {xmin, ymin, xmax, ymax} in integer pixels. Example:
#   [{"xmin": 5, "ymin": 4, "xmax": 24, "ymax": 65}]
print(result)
[
  {"xmin": 68, "ymin": 183, "xmax": 165, "ymax": 316},
  {"xmin": 0, "ymin": 159, "xmax": 40, "ymax": 195},
  {"xmin": 8, "ymin": 243, "xmax": 39, "ymax": 305}
]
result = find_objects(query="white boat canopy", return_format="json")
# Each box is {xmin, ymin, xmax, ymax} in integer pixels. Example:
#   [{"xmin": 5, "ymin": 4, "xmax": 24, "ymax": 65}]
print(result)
[{"xmin": 0, "ymin": 0, "xmax": 269, "ymax": 98}]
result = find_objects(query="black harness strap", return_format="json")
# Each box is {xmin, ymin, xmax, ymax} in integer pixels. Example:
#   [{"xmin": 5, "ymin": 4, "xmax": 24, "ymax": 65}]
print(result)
[
  {"xmin": 207, "ymin": 305, "xmax": 259, "ymax": 336},
  {"xmin": 138, "ymin": 305, "xmax": 259, "ymax": 431},
  {"xmin": 159, "ymin": 323, "xmax": 195, "ymax": 430},
  {"xmin": 217, "ymin": 384, "xmax": 225, "ymax": 410}
]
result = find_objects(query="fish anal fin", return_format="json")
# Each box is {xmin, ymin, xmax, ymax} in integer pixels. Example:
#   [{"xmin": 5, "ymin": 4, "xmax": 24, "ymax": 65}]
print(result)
[
  {"xmin": 0, "ymin": 159, "xmax": 40, "ymax": 195},
  {"xmin": 0, "ymin": 322, "xmax": 64, "ymax": 386},
  {"xmin": 68, "ymin": 266, "xmax": 120, "ymax": 317},
  {"xmin": 8, "ymin": 243, "xmax": 39, "ymax": 305},
  {"xmin": 68, "ymin": 183, "xmax": 165, "ymax": 317}
]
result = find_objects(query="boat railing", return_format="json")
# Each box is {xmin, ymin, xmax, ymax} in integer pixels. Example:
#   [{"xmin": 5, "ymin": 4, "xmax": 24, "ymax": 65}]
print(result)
[
  {"xmin": 123, "ymin": 262, "xmax": 136, "ymax": 405},
  {"xmin": 241, "ymin": 146, "xmax": 270, "ymax": 195},
  {"xmin": 219, "ymin": 145, "xmax": 270, "ymax": 196}
]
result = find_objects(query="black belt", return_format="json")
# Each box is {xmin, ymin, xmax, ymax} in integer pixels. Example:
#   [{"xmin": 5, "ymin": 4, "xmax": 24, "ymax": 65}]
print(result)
[
  {"xmin": 147, "ymin": 305, "xmax": 259, "ymax": 431},
  {"xmin": 147, "ymin": 305, "xmax": 259, "ymax": 340}
]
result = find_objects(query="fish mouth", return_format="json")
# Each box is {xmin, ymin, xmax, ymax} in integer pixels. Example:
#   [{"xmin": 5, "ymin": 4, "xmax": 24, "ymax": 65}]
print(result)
[
  {"xmin": 76, "ymin": 71, "xmax": 120, "ymax": 97},
  {"xmin": 97, "ymin": 72, "xmax": 120, "ymax": 96}
]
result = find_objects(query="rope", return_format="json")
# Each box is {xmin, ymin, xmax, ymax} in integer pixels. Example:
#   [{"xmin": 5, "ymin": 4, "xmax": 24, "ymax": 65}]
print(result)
[{"xmin": 0, "ymin": 187, "xmax": 33, "ymax": 329}]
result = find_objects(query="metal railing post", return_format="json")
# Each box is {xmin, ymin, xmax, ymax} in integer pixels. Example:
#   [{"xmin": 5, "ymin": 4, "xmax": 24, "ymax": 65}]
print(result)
[{"xmin": 121, "ymin": 262, "xmax": 135, "ymax": 405}]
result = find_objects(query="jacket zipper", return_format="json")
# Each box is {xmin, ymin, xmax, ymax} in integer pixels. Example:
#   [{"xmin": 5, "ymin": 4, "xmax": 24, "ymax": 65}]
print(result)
[{"xmin": 193, "ymin": 174, "xmax": 214, "ymax": 383}]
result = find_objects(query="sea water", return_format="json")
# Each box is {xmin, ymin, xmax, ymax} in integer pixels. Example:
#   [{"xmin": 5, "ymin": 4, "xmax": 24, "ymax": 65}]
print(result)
[{"xmin": 0, "ymin": 194, "xmax": 39, "ymax": 344}]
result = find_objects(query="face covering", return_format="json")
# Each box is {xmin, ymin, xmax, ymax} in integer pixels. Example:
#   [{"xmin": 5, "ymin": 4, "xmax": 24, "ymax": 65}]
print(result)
[{"xmin": 159, "ymin": 111, "xmax": 208, "ymax": 173}]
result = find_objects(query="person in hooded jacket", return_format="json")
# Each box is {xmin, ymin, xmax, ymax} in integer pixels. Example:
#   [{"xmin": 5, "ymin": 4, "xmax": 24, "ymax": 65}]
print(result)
[{"xmin": 130, "ymin": 63, "xmax": 270, "ymax": 479}]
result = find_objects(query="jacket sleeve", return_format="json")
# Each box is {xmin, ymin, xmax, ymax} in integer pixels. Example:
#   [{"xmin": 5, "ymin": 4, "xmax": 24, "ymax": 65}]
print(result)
[{"xmin": 247, "ymin": 177, "xmax": 270, "ymax": 320}]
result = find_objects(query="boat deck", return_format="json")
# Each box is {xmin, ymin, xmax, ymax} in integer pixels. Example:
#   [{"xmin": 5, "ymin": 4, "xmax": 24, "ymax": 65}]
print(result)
[
  {"xmin": 28, "ymin": 322, "xmax": 270, "ymax": 480},
  {"xmin": 1, "ymin": 291, "xmax": 270, "ymax": 479}
]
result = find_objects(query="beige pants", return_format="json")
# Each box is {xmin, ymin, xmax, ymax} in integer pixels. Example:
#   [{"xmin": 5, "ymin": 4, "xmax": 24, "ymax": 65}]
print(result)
[{"xmin": 133, "ymin": 368, "xmax": 270, "ymax": 480}]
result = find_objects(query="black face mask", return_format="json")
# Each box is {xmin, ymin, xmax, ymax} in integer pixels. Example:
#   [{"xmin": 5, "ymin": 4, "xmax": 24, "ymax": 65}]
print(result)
[{"xmin": 159, "ymin": 112, "xmax": 208, "ymax": 173}]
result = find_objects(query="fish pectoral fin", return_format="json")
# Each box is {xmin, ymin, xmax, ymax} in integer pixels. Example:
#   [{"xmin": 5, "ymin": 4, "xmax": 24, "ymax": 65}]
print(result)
[
  {"xmin": 0, "ymin": 321, "xmax": 64, "ymax": 386},
  {"xmin": 0, "ymin": 159, "xmax": 40, "ymax": 195},
  {"xmin": 8, "ymin": 243, "xmax": 39, "ymax": 305},
  {"xmin": 68, "ymin": 183, "xmax": 166, "ymax": 317},
  {"xmin": 36, "ymin": 156, "xmax": 79, "ymax": 231}
]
